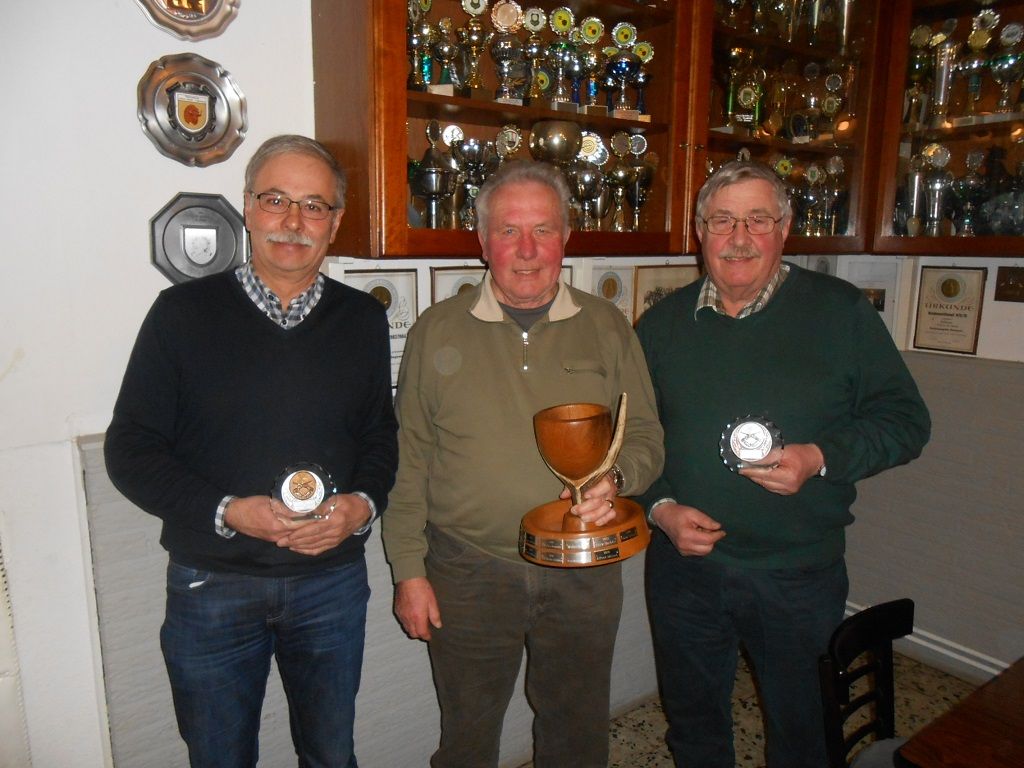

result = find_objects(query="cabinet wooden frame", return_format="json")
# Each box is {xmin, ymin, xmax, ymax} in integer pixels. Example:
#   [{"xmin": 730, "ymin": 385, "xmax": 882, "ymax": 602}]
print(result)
[{"xmin": 311, "ymin": 0, "xmax": 692, "ymax": 259}]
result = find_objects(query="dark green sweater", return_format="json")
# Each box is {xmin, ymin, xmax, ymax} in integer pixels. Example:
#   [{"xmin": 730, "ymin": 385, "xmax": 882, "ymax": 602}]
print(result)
[{"xmin": 636, "ymin": 265, "xmax": 930, "ymax": 569}]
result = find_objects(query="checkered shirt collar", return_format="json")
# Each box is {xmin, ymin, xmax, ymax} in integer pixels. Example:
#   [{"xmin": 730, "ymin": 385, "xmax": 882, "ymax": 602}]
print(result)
[
  {"xmin": 695, "ymin": 262, "xmax": 790, "ymax": 320},
  {"xmin": 235, "ymin": 263, "xmax": 324, "ymax": 329}
]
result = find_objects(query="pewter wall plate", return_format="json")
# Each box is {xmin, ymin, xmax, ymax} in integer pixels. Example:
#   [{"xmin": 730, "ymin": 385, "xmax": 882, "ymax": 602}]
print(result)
[
  {"xmin": 135, "ymin": 0, "xmax": 240, "ymax": 41},
  {"xmin": 138, "ymin": 52, "xmax": 247, "ymax": 167},
  {"xmin": 150, "ymin": 193, "xmax": 246, "ymax": 284}
]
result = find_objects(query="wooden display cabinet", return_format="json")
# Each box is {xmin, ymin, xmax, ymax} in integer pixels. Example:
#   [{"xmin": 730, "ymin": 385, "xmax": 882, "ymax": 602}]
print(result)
[
  {"xmin": 873, "ymin": 0, "xmax": 1024, "ymax": 254},
  {"xmin": 686, "ymin": 0, "xmax": 890, "ymax": 254},
  {"xmin": 312, "ymin": 0, "xmax": 691, "ymax": 258}
]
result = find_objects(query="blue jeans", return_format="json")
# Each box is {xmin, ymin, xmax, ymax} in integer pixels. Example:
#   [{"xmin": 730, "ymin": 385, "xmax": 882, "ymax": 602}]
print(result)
[
  {"xmin": 646, "ymin": 532, "xmax": 848, "ymax": 768},
  {"xmin": 161, "ymin": 559, "xmax": 369, "ymax": 768}
]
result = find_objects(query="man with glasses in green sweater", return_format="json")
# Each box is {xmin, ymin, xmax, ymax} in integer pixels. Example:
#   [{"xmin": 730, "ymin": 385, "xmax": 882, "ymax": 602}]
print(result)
[{"xmin": 636, "ymin": 160, "xmax": 930, "ymax": 768}]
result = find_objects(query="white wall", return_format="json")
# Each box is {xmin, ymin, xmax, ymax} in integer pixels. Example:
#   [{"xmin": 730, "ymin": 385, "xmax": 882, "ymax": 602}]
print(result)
[{"xmin": 1, "ymin": 4, "xmax": 315, "ymax": 765}]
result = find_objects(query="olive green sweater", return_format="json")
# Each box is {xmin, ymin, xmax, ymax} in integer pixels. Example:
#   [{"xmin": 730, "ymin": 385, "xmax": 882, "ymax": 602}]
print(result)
[
  {"xmin": 636, "ymin": 265, "xmax": 930, "ymax": 570},
  {"xmin": 383, "ymin": 274, "xmax": 665, "ymax": 582}
]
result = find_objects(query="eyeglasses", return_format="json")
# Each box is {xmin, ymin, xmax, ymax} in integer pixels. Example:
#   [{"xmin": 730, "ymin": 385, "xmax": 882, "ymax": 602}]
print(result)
[
  {"xmin": 701, "ymin": 214, "xmax": 783, "ymax": 236},
  {"xmin": 250, "ymin": 192, "xmax": 336, "ymax": 221}
]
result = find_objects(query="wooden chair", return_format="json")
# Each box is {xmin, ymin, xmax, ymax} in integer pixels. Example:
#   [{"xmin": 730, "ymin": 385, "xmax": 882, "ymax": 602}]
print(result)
[{"xmin": 818, "ymin": 598, "xmax": 915, "ymax": 767}]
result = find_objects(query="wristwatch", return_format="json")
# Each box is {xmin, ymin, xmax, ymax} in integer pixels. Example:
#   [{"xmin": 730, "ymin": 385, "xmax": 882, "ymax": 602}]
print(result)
[{"xmin": 609, "ymin": 464, "xmax": 625, "ymax": 492}]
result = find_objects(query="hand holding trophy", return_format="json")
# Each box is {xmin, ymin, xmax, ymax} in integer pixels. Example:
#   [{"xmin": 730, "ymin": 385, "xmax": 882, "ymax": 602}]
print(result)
[{"xmin": 519, "ymin": 393, "xmax": 649, "ymax": 567}]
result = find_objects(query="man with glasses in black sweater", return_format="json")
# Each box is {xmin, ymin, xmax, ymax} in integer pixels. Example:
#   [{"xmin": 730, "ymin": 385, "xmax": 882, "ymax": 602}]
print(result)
[{"xmin": 106, "ymin": 135, "xmax": 397, "ymax": 768}]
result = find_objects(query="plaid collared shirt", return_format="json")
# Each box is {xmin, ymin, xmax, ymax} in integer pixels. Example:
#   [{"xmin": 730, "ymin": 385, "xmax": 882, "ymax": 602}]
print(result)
[
  {"xmin": 695, "ymin": 262, "xmax": 790, "ymax": 320},
  {"xmin": 235, "ymin": 263, "xmax": 324, "ymax": 329}
]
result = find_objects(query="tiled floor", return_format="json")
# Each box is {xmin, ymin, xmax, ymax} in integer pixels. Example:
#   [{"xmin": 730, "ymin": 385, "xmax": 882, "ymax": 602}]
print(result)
[{"xmin": 519, "ymin": 653, "xmax": 976, "ymax": 768}]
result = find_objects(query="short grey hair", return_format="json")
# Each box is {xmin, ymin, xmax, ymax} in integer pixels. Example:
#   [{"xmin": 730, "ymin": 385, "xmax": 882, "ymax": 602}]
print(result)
[
  {"xmin": 244, "ymin": 134, "xmax": 347, "ymax": 209},
  {"xmin": 694, "ymin": 160, "xmax": 791, "ymax": 224},
  {"xmin": 475, "ymin": 160, "xmax": 571, "ymax": 235}
]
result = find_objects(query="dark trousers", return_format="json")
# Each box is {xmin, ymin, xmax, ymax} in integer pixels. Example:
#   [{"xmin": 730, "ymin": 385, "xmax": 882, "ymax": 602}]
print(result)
[
  {"xmin": 161, "ymin": 560, "xmax": 368, "ymax": 768},
  {"xmin": 646, "ymin": 531, "xmax": 848, "ymax": 768},
  {"xmin": 425, "ymin": 526, "xmax": 623, "ymax": 768}
]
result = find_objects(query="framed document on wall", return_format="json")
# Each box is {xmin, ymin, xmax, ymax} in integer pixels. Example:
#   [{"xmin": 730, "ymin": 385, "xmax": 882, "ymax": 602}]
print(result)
[{"xmin": 913, "ymin": 266, "xmax": 987, "ymax": 355}]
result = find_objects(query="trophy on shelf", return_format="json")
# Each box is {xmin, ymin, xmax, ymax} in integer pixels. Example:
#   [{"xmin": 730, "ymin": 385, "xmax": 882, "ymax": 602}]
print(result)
[
  {"xmin": 429, "ymin": 17, "xmax": 460, "ymax": 96},
  {"xmin": 451, "ymin": 134, "xmax": 499, "ymax": 230},
  {"xmin": 407, "ymin": 19, "xmax": 438, "ymax": 91},
  {"xmin": 819, "ymin": 72, "xmax": 845, "ymax": 137},
  {"xmin": 528, "ymin": 119, "xmax": 583, "ymax": 170},
  {"xmin": 519, "ymin": 394, "xmax": 650, "ymax": 568},
  {"xmin": 721, "ymin": 0, "xmax": 746, "ymax": 30},
  {"xmin": 495, "ymin": 123, "xmax": 523, "ymax": 165},
  {"xmin": 956, "ymin": 17, "xmax": 993, "ymax": 118},
  {"xmin": 456, "ymin": 0, "xmax": 495, "ymax": 99},
  {"xmin": 750, "ymin": 0, "xmax": 770, "ymax": 36},
  {"xmin": 801, "ymin": 163, "xmax": 826, "ymax": 236},
  {"xmin": 762, "ymin": 59, "xmax": 798, "ymax": 137},
  {"xmin": 546, "ymin": 6, "xmax": 578, "ymax": 111},
  {"xmin": 522, "ymin": 7, "xmax": 549, "ymax": 103},
  {"xmin": 930, "ymin": 26, "xmax": 961, "ymax": 126},
  {"xmin": 607, "ymin": 22, "xmax": 643, "ymax": 120},
  {"xmin": 632, "ymin": 41, "xmax": 655, "ymax": 121},
  {"xmin": 769, "ymin": 0, "xmax": 798, "ymax": 43},
  {"xmin": 578, "ymin": 16, "xmax": 608, "ymax": 115},
  {"xmin": 990, "ymin": 23, "xmax": 1024, "ymax": 113},
  {"xmin": 898, "ymin": 155, "xmax": 927, "ymax": 237},
  {"xmin": 566, "ymin": 159, "xmax": 605, "ymax": 231},
  {"xmin": 625, "ymin": 136, "xmax": 657, "ymax": 232},
  {"xmin": 605, "ymin": 131, "xmax": 633, "ymax": 232},
  {"xmin": 822, "ymin": 155, "xmax": 846, "ymax": 236},
  {"xmin": 922, "ymin": 142, "xmax": 954, "ymax": 237},
  {"xmin": 952, "ymin": 149, "xmax": 988, "ymax": 236},
  {"xmin": 836, "ymin": 0, "xmax": 855, "ymax": 56},
  {"xmin": 904, "ymin": 25, "xmax": 933, "ymax": 126},
  {"xmin": 490, "ymin": 1, "xmax": 525, "ymax": 104},
  {"xmin": 411, "ymin": 120, "xmax": 458, "ymax": 229}
]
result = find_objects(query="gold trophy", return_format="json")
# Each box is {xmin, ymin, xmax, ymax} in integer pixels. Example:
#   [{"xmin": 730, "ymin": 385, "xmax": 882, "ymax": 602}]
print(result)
[{"xmin": 519, "ymin": 394, "xmax": 650, "ymax": 567}]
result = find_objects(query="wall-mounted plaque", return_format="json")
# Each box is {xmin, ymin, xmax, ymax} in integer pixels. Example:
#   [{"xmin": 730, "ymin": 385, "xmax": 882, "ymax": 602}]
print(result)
[
  {"xmin": 138, "ymin": 53, "xmax": 247, "ymax": 167},
  {"xmin": 135, "ymin": 0, "xmax": 240, "ymax": 41},
  {"xmin": 150, "ymin": 192, "xmax": 246, "ymax": 283}
]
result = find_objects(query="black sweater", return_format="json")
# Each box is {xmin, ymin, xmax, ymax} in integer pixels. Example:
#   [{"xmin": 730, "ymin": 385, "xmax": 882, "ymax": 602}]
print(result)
[{"xmin": 105, "ymin": 272, "xmax": 398, "ymax": 576}]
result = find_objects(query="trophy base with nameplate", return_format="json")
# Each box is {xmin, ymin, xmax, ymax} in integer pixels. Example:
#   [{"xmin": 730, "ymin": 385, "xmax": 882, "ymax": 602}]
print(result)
[
  {"xmin": 272, "ymin": 462, "xmax": 335, "ymax": 520},
  {"xmin": 519, "ymin": 395, "xmax": 650, "ymax": 568},
  {"xmin": 720, "ymin": 416, "xmax": 784, "ymax": 471}
]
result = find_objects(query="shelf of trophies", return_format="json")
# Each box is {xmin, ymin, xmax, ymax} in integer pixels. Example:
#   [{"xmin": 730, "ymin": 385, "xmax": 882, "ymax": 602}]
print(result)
[
  {"xmin": 689, "ymin": 0, "xmax": 888, "ymax": 253},
  {"xmin": 873, "ymin": 0, "xmax": 1024, "ymax": 253},
  {"xmin": 311, "ymin": 0, "xmax": 691, "ymax": 258}
]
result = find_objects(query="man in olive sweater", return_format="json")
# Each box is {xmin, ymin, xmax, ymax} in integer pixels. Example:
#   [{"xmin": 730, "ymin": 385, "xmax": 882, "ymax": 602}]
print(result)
[
  {"xmin": 106, "ymin": 135, "xmax": 397, "ymax": 768},
  {"xmin": 383, "ymin": 161, "xmax": 664, "ymax": 768},
  {"xmin": 636, "ymin": 161, "xmax": 930, "ymax": 768}
]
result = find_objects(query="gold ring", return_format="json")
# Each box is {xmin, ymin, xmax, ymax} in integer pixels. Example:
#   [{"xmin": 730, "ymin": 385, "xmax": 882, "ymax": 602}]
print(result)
[{"xmin": 607, "ymin": 499, "xmax": 615, "ymax": 509}]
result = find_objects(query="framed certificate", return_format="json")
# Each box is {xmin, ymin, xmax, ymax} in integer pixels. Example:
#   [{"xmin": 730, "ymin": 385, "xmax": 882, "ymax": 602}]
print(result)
[
  {"xmin": 913, "ymin": 266, "xmax": 987, "ymax": 355},
  {"xmin": 634, "ymin": 264, "xmax": 701, "ymax": 322},
  {"xmin": 345, "ymin": 270, "xmax": 418, "ymax": 386}
]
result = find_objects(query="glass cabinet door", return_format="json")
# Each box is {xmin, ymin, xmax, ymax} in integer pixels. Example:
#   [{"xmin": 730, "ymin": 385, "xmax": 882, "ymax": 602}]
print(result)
[
  {"xmin": 874, "ymin": 0, "xmax": 1024, "ymax": 254},
  {"xmin": 688, "ymin": 0, "xmax": 885, "ymax": 254}
]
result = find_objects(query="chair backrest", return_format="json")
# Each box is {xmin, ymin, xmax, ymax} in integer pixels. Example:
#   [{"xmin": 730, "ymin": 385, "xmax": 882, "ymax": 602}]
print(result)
[{"xmin": 818, "ymin": 598, "xmax": 915, "ymax": 768}]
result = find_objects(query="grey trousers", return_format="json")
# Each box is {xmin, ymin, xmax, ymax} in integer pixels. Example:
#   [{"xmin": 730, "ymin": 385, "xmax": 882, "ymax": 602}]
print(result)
[{"xmin": 425, "ymin": 525, "xmax": 623, "ymax": 768}]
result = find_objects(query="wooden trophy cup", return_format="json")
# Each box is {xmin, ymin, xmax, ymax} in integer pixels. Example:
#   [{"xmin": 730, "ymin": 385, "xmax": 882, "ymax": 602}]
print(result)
[{"xmin": 519, "ymin": 393, "xmax": 650, "ymax": 567}]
